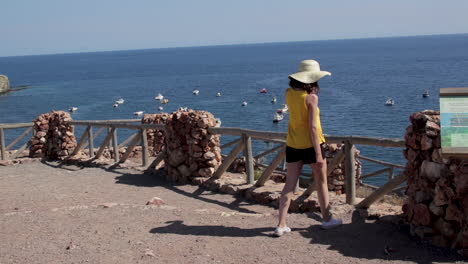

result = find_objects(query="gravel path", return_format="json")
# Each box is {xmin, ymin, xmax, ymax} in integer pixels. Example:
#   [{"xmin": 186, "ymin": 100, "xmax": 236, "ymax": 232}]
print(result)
[{"xmin": 0, "ymin": 161, "xmax": 464, "ymax": 264}]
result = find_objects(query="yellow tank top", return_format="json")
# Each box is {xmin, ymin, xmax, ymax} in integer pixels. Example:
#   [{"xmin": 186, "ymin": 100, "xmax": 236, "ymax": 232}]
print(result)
[{"xmin": 286, "ymin": 88, "xmax": 326, "ymax": 149}]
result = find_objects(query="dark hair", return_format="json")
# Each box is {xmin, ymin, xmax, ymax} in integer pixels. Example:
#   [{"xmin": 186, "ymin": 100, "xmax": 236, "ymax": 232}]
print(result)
[{"xmin": 289, "ymin": 78, "xmax": 319, "ymax": 94}]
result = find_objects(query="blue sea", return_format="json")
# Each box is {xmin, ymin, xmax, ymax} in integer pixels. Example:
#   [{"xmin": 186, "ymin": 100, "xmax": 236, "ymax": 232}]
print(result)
[{"xmin": 1, "ymin": 34, "xmax": 468, "ymax": 186}]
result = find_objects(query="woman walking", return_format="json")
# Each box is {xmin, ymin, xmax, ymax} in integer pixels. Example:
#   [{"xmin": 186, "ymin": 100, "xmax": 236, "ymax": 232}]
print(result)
[{"xmin": 275, "ymin": 60, "xmax": 342, "ymax": 237}]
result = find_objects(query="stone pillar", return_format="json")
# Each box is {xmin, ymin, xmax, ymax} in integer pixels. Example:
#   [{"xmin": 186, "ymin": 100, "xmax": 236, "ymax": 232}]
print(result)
[
  {"xmin": 323, "ymin": 143, "xmax": 362, "ymax": 194},
  {"xmin": 164, "ymin": 109, "xmax": 221, "ymax": 183},
  {"xmin": 142, "ymin": 113, "xmax": 169, "ymax": 156},
  {"xmin": 30, "ymin": 111, "xmax": 77, "ymax": 160},
  {"xmin": 403, "ymin": 110, "xmax": 468, "ymax": 255}
]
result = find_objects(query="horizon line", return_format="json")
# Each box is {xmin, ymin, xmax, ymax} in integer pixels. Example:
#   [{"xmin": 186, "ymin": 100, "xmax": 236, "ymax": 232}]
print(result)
[{"xmin": 1, "ymin": 32, "xmax": 467, "ymax": 59}]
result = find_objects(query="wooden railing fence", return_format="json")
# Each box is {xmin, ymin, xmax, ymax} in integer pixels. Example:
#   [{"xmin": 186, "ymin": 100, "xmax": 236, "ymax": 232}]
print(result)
[{"xmin": 0, "ymin": 120, "xmax": 406, "ymax": 208}]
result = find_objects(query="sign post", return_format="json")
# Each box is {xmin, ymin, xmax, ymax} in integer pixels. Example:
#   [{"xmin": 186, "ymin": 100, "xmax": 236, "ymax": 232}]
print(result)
[{"xmin": 440, "ymin": 88, "xmax": 468, "ymax": 158}]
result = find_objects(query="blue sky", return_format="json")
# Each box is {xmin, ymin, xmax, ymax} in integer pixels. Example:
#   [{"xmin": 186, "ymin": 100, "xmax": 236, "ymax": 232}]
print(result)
[{"xmin": 1, "ymin": 0, "xmax": 467, "ymax": 57}]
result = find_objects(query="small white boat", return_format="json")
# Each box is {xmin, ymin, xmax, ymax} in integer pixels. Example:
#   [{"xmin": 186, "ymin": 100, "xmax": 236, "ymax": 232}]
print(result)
[
  {"xmin": 216, "ymin": 92, "xmax": 221, "ymax": 97},
  {"xmin": 241, "ymin": 101, "xmax": 248, "ymax": 106},
  {"xmin": 158, "ymin": 106, "xmax": 164, "ymax": 111},
  {"xmin": 133, "ymin": 111, "xmax": 144, "ymax": 116},
  {"xmin": 115, "ymin": 98, "xmax": 125, "ymax": 104},
  {"xmin": 193, "ymin": 90, "xmax": 200, "ymax": 95},
  {"xmin": 385, "ymin": 98, "xmax": 395, "ymax": 106},
  {"xmin": 422, "ymin": 90, "xmax": 429, "ymax": 98},
  {"xmin": 277, "ymin": 104, "xmax": 288, "ymax": 113},
  {"xmin": 161, "ymin": 98, "xmax": 169, "ymax": 104},
  {"xmin": 113, "ymin": 103, "xmax": 119, "ymax": 108},
  {"xmin": 154, "ymin": 93, "xmax": 164, "ymax": 100},
  {"xmin": 69, "ymin": 107, "xmax": 78, "ymax": 112},
  {"xmin": 178, "ymin": 107, "xmax": 188, "ymax": 111},
  {"xmin": 273, "ymin": 113, "xmax": 284, "ymax": 123},
  {"xmin": 271, "ymin": 96, "xmax": 277, "ymax": 104}
]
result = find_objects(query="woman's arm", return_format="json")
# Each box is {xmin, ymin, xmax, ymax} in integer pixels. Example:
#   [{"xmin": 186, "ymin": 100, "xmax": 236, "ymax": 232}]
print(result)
[{"xmin": 306, "ymin": 93, "xmax": 325, "ymax": 167}]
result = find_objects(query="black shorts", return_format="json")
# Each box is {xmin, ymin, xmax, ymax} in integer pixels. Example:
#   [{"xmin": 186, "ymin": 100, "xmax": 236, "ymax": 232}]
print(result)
[{"xmin": 286, "ymin": 145, "xmax": 324, "ymax": 164}]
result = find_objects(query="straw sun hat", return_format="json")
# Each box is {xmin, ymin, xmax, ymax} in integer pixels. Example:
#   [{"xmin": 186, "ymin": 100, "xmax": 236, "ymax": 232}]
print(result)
[{"xmin": 288, "ymin": 60, "xmax": 331, "ymax": 84}]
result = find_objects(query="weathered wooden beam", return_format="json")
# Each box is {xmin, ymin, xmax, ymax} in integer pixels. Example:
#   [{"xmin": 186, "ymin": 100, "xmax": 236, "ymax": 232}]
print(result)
[
  {"xmin": 6, "ymin": 127, "xmax": 32, "ymax": 150},
  {"xmin": 118, "ymin": 133, "xmax": 142, "ymax": 164},
  {"xmin": 209, "ymin": 127, "xmax": 404, "ymax": 147},
  {"xmin": 87, "ymin": 126, "xmax": 94, "ymax": 158},
  {"xmin": 10, "ymin": 141, "xmax": 31, "ymax": 160},
  {"xmin": 220, "ymin": 138, "xmax": 241, "ymax": 149},
  {"xmin": 356, "ymin": 173, "xmax": 408, "ymax": 209},
  {"xmin": 255, "ymin": 146, "xmax": 286, "ymax": 187},
  {"xmin": 243, "ymin": 134, "xmax": 255, "ymax": 184},
  {"xmin": 325, "ymin": 135, "xmax": 405, "ymax": 147},
  {"xmin": 389, "ymin": 166, "xmax": 395, "ymax": 180},
  {"xmin": 361, "ymin": 167, "xmax": 392, "ymax": 179},
  {"xmin": 141, "ymin": 129, "xmax": 149, "ymax": 167},
  {"xmin": 146, "ymin": 150, "xmax": 166, "ymax": 171},
  {"xmin": 95, "ymin": 128, "xmax": 115, "ymax": 159},
  {"xmin": 359, "ymin": 155, "xmax": 405, "ymax": 169},
  {"xmin": 345, "ymin": 141, "xmax": 356, "ymax": 205},
  {"xmin": 0, "ymin": 128, "xmax": 6, "ymax": 160},
  {"xmin": 68, "ymin": 119, "xmax": 141, "ymax": 125},
  {"xmin": 70, "ymin": 129, "xmax": 89, "ymax": 156},
  {"xmin": 70, "ymin": 121, "xmax": 164, "ymax": 130},
  {"xmin": 212, "ymin": 141, "xmax": 245, "ymax": 179},
  {"xmin": 112, "ymin": 128, "xmax": 119, "ymax": 162},
  {"xmin": 83, "ymin": 127, "xmax": 105, "ymax": 150},
  {"xmin": 0, "ymin": 123, "xmax": 33, "ymax": 129},
  {"xmin": 118, "ymin": 132, "xmax": 138, "ymax": 148},
  {"xmin": 254, "ymin": 144, "xmax": 285, "ymax": 160},
  {"xmin": 209, "ymin": 127, "xmax": 287, "ymax": 141}
]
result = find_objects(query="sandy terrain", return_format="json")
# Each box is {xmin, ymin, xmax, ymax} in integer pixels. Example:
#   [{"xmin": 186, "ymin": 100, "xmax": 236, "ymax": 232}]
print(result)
[{"xmin": 0, "ymin": 161, "xmax": 465, "ymax": 264}]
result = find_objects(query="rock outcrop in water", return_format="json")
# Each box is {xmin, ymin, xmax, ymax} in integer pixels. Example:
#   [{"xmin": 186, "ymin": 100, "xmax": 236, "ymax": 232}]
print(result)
[{"xmin": 0, "ymin": 74, "xmax": 10, "ymax": 93}]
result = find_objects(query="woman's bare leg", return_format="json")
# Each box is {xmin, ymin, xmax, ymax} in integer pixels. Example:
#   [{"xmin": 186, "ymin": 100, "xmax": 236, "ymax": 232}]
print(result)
[
  {"xmin": 311, "ymin": 160, "xmax": 332, "ymax": 222},
  {"xmin": 278, "ymin": 161, "xmax": 303, "ymax": 227}
]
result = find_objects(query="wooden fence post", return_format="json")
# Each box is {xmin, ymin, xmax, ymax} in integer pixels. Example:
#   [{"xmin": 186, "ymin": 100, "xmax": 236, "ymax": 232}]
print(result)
[
  {"xmin": 141, "ymin": 128, "xmax": 149, "ymax": 167},
  {"xmin": 345, "ymin": 140, "xmax": 356, "ymax": 205},
  {"xmin": 112, "ymin": 128, "xmax": 119, "ymax": 162},
  {"xmin": 87, "ymin": 126, "xmax": 94, "ymax": 158},
  {"xmin": 243, "ymin": 133, "xmax": 254, "ymax": 184},
  {"xmin": 0, "ymin": 128, "xmax": 6, "ymax": 160}
]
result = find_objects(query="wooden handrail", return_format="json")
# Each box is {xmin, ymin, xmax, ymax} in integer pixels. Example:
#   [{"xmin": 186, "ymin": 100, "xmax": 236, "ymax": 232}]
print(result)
[
  {"xmin": 0, "ymin": 123, "xmax": 33, "ymax": 129},
  {"xmin": 1, "ymin": 119, "xmax": 409, "ymax": 208},
  {"xmin": 359, "ymin": 155, "xmax": 405, "ymax": 168}
]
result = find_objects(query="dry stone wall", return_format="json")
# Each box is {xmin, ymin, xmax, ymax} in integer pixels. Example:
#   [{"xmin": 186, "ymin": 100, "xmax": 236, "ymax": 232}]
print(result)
[
  {"xmin": 164, "ymin": 109, "xmax": 221, "ymax": 183},
  {"xmin": 30, "ymin": 111, "xmax": 77, "ymax": 159},
  {"xmin": 403, "ymin": 110, "xmax": 468, "ymax": 255},
  {"xmin": 324, "ymin": 143, "xmax": 362, "ymax": 194},
  {"xmin": 142, "ymin": 113, "xmax": 169, "ymax": 155}
]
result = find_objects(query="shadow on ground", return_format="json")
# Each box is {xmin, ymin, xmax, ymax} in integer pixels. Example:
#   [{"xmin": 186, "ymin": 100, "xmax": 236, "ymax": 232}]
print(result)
[
  {"xmin": 148, "ymin": 220, "xmax": 304, "ymax": 238},
  {"xmin": 41, "ymin": 160, "xmax": 465, "ymax": 263},
  {"xmin": 299, "ymin": 211, "xmax": 464, "ymax": 264}
]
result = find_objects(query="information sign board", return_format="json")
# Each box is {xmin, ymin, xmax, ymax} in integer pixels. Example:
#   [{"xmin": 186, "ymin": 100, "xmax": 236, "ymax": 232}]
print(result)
[{"xmin": 440, "ymin": 88, "xmax": 468, "ymax": 157}]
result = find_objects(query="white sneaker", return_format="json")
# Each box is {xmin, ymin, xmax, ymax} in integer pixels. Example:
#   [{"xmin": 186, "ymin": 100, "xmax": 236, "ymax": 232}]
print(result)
[
  {"xmin": 321, "ymin": 218, "xmax": 342, "ymax": 229},
  {"xmin": 274, "ymin": 226, "xmax": 291, "ymax": 237}
]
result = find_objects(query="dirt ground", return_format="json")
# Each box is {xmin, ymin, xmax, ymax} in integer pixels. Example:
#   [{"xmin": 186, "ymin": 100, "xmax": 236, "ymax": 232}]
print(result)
[{"xmin": 0, "ymin": 161, "xmax": 465, "ymax": 264}]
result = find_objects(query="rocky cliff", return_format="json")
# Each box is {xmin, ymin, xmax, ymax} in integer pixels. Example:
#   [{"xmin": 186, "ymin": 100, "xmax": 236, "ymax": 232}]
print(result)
[{"xmin": 0, "ymin": 75, "xmax": 10, "ymax": 93}]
